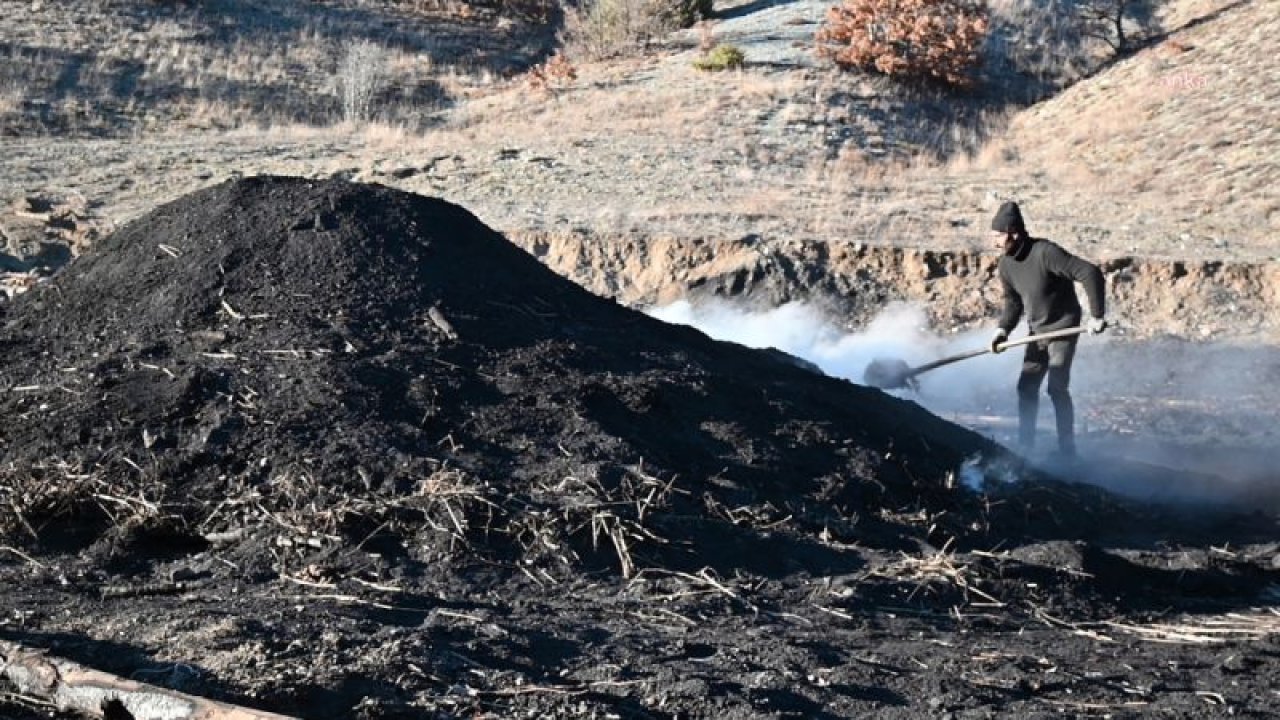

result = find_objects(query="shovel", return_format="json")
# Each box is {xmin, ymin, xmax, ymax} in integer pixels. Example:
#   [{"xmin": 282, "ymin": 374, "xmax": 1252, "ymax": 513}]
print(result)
[{"xmin": 863, "ymin": 326, "xmax": 1088, "ymax": 390}]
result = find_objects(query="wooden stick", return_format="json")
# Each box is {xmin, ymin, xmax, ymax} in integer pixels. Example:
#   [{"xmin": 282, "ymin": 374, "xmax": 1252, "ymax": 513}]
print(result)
[{"xmin": 0, "ymin": 640, "xmax": 297, "ymax": 720}]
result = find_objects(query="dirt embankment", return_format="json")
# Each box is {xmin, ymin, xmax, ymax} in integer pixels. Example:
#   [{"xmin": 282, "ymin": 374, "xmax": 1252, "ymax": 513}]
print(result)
[{"xmin": 515, "ymin": 231, "xmax": 1280, "ymax": 341}]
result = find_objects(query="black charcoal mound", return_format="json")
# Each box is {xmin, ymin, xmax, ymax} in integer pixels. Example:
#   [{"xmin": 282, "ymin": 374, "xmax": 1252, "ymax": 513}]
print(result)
[{"xmin": 0, "ymin": 176, "xmax": 1130, "ymax": 576}]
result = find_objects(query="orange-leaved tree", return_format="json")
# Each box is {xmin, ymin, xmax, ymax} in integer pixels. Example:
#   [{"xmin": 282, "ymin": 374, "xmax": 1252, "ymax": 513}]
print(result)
[{"xmin": 816, "ymin": 0, "xmax": 990, "ymax": 89}]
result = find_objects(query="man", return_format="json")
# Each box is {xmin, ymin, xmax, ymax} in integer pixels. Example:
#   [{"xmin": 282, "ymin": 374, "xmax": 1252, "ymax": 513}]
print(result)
[{"xmin": 989, "ymin": 201, "xmax": 1107, "ymax": 458}]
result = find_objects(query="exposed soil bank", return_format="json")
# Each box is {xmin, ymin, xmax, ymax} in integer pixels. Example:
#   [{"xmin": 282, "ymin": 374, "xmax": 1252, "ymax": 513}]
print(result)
[{"xmin": 515, "ymin": 231, "xmax": 1280, "ymax": 342}]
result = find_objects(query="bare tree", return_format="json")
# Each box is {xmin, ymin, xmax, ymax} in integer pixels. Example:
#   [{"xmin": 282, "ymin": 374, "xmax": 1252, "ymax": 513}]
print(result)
[
  {"xmin": 1076, "ymin": 0, "xmax": 1163, "ymax": 54},
  {"xmin": 337, "ymin": 40, "xmax": 389, "ymax": 124}
]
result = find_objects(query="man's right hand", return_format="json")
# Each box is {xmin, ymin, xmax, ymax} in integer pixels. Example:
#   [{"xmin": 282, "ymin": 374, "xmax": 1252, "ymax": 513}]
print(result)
[{"xmin": 990, "ymin": 328, "xmax": 1009, "ymax": 354}]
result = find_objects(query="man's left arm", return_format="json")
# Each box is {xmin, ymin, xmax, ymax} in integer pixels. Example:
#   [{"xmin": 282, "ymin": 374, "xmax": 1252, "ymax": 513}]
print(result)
[{"xmin": 1044, "ymin": 243, "xmax": 1105, "ymax": 320}]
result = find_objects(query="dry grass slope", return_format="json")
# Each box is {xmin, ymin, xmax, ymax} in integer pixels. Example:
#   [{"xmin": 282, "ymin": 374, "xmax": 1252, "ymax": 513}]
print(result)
[
  {"xmin": 1001, "ymin": 0, "xmax": 1280, "ymax": 249},
  {"xmin": 0, "ymin": 0, "xmax": 548, "ymax": 133},
  {"xmin": 0, "ymin": 0, "xmax": 1274, "ymax": 283}
]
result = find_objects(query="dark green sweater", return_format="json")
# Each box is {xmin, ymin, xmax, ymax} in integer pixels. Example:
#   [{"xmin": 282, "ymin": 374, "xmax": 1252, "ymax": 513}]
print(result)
[{"xmin": 998, "ymin": 237, "xmax": 1105, "ymax": 334}]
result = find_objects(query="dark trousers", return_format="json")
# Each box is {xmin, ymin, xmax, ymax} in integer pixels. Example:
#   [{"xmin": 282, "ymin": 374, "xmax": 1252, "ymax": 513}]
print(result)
[{"xmin": 1017, "ymin": 336, "xmax": 1079, "ymax": 454}]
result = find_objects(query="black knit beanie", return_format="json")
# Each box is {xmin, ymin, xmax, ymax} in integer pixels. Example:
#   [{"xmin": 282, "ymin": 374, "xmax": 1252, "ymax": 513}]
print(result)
[{"xmin": 991, "ymin": 201, "xmax": 1025, "ymax": 233}]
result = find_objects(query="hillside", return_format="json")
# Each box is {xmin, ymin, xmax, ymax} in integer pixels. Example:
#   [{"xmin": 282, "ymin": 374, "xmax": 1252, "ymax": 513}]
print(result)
[
  {"xmin": 1, "ymin": 0, "xmax": 1273, "ymax": 256},
  {"xmin": 1001, "ymin": 0, "xmax": 1278, "ymax": 258},
  {"xmin": 0, "ymin": 0, "xmax": 547, "ymax": 134}
]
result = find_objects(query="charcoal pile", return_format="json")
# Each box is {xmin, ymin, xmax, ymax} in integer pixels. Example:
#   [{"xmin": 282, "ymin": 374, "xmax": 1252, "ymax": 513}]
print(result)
[
  {"xmin": 2, "ymin": 177, "xmax": 1274, "ymax": 720},
  {"xmin": 0, "ymin": 176, "xmax": 1130, "ymax": 574}
]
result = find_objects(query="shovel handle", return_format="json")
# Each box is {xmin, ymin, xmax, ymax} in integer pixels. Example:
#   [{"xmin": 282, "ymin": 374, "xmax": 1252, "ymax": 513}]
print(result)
[
  {"xmin": 994, "ymin": 325, "xmax": 1088, "ymax": 352},
  {"xmin": 903, "ymin": 326, "xmax": 1088, "ymax": 380}
]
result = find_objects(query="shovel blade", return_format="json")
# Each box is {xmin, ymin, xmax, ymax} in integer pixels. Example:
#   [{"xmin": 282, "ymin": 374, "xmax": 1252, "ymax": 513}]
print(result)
[{"xmin": 863, "ymin": 357, "xmax": 917, "ymax": 390}]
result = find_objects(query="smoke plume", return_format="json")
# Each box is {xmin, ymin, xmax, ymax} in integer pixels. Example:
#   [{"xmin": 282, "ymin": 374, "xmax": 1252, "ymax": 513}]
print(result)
[
  {"xmin": 649, "ymin": 299, "xmax": 1023, "ymax": 411},
  {"xmin": 648, "ymin": 299, "xmax": 1280, "ymax": 511}
]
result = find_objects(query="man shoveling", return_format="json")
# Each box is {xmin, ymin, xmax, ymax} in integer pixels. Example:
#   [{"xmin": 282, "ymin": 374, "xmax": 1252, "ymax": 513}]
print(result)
[{"xmin": 989, "ymin": 201, "xmax": 1107, "ymax": 459}]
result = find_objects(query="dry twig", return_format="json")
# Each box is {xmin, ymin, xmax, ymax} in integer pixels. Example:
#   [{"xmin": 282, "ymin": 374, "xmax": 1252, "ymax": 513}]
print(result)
[
  {"xmin": 1033, "ymin": 609, "xmax": 1116, "ymax": 643},
  {"xmin": 1105, "ymin": 610, "xmax": 1280, "ymax": 645}
]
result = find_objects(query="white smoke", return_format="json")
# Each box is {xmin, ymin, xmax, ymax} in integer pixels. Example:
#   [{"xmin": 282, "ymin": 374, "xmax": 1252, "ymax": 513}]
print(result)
[
  {"xmin": 648, "ymin": 298, "xmax": 1025, "ymax": 413},
  {"xmin": 647, "ymin": 298, "xmax": 1280, "ymax": 511}
]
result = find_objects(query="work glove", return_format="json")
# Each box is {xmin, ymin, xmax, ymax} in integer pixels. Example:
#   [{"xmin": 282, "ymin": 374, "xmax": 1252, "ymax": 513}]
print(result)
[
  {"xmin": 989, "ymin": 328, "xmax": 1009, "ymax": 354},
  {"xmin": 1086, "ymin": 316, "xmax": 1108, "ymax": 335}
]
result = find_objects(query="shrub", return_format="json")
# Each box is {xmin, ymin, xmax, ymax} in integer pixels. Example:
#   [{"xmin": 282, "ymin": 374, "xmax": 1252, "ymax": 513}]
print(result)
[
  {"xmin": 984, "ymin": 0, "xmax": 1164, "ymax": 100},
  {"xmin": 560, "ymin": 0, "xmax": 712, "ymax": 61},
  {"xmin": 815, "ymin": 0, "xmax": 990, "ymax": 89},
  {"xmin": 527, "ymin": 52, "xmax": 578, "ymax": 91},
  {"xmin": 986, "ymin": 0, "xmax": 1093, "ymax": 92},
  {"xmin": 497, "ymin": 0, "xmax": 561, "ymax": 22},
  {"xmin": 673, "ymin": 0, "xmax": 714, "ymax": 28},
  {"xmin": 692, "ymin": 43, "xmax": 745, "ymax": 71},
  {"xmin": 337, "ymin": 40, "xmax": 389, "ymax": 123}
]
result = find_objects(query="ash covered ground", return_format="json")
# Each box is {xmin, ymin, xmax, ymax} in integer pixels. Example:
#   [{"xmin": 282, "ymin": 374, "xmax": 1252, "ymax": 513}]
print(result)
[{"xmin": 2, "ymin": 177, "xmax": 1279, "ymax": 719}]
